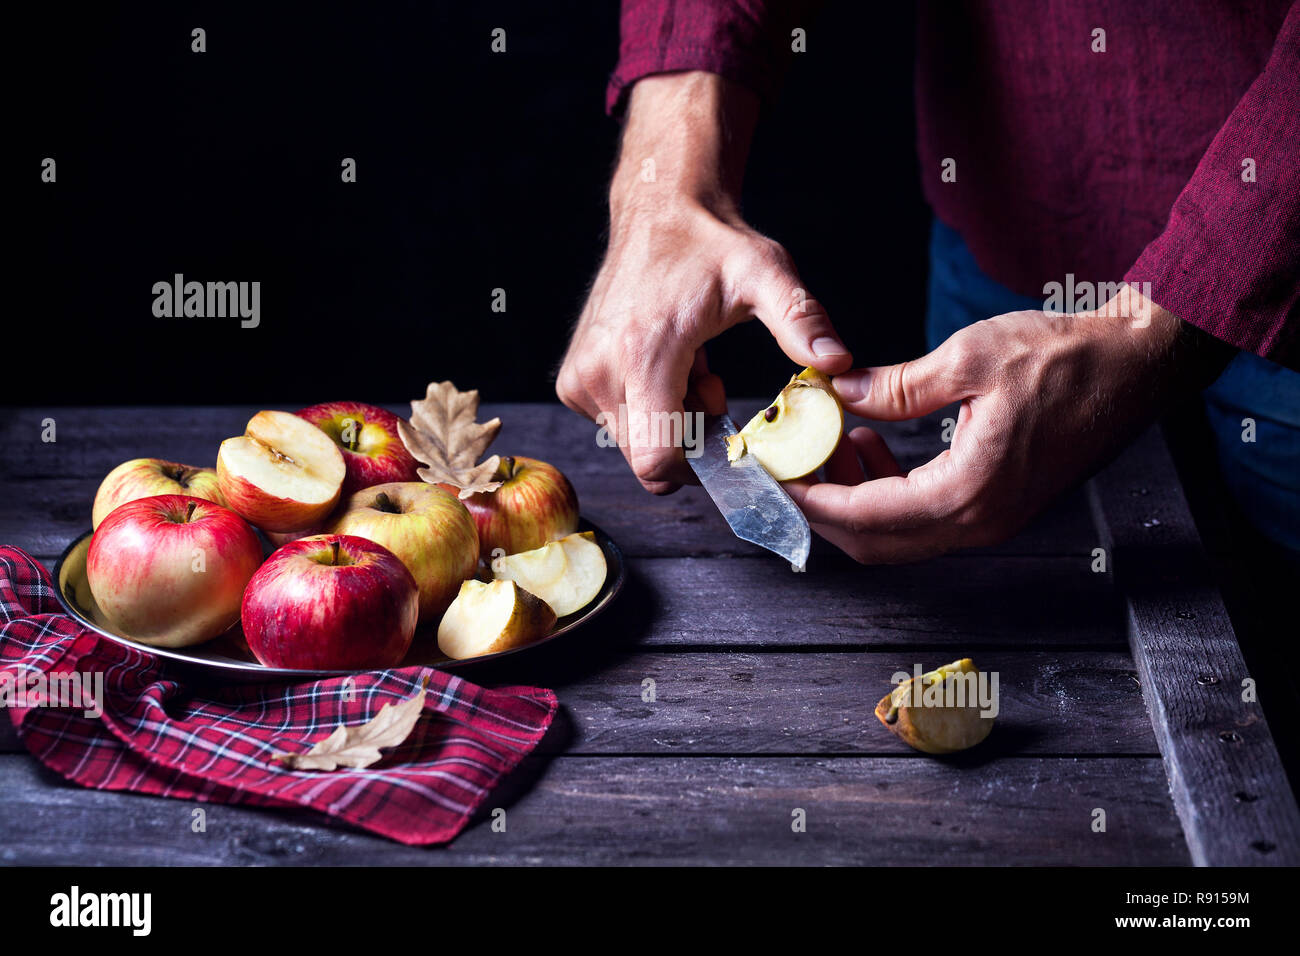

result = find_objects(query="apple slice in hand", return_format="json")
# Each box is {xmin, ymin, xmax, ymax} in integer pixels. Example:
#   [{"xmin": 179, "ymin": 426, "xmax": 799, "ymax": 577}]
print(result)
[
  {"xmin": 437, "ymin": 579, "xmax": 556, "ymax": 660},
  {"xmin": 493, "ymin": 531, "xmax": 607, "ymax": 617},
  {"xmin": 725, "ymin": 367, "xmax": 844, "ymax": 481},
  {"xmin": 217, "ymin": 410, "xmax": 346, "ymax": 532}
]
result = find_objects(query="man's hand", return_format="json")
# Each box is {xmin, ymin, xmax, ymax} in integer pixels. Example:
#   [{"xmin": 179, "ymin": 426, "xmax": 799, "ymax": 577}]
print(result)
[
  {"xmin": 557, "ymin": 72, "xmax": 852, "ymax": 494},
  {"xmin": 785, "ymin": 286, "xmax": 1234, "ymax": 563}
]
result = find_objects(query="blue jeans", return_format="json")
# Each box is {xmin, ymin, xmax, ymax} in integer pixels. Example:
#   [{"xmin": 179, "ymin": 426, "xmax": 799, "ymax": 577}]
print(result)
[{"xmin": 925, "ymin": 218, "xmax": 1300, "ymax": 556}]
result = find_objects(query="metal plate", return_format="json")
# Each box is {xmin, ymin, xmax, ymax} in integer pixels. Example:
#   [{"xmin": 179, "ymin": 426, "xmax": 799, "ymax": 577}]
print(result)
[{"xmin": 53, "ymin": 519, "xmax": 625, "ymax": 682}]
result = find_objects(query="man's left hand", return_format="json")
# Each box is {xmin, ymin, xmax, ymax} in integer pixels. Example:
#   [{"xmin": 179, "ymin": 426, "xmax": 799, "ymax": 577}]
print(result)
[{"xmin": 785, "ymin": 286, "xmax": 1230, "ymax": 563}]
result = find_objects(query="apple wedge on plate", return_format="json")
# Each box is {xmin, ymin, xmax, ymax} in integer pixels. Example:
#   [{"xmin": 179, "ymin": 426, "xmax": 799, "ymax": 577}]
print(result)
[
  {"xmin": 492, "ymin": 531, "xmax": 608, "ymax": 617},
  {"xmin": 217, "ymin": 410, "xmax": 347, "ymax": 533},
  {"xmin": 437, "ymin": 579, "xmax": 557, "ymax": 660}
]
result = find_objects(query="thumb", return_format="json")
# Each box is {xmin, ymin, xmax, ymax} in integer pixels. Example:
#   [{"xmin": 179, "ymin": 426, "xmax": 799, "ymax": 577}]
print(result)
[
  {"xmin": 741, "ymin": 244, "xmax": 852, "ymax": 374},
  {"xmin": 832, "ymin": 339, "xmax": 976, "ymax": 420}
]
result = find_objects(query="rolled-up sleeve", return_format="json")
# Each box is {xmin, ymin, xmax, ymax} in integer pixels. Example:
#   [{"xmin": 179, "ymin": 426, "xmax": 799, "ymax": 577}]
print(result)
[
  {"xmin": 606, "ymin": 0, "xmax": 823, "ymax": 116},
  {"xmin": 1124, "ymin": 1, "xmax": 1300, "ymax": 369}
]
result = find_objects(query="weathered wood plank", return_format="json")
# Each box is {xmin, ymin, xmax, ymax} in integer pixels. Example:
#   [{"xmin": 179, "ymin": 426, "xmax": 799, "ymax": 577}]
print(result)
[
  {"xmin": 493, "ymin": 650, "xmax": 1153, "ymax": 755},
  {"xmin": 0, "ymin": 550, "xmax": 1127, "ymax": 757},
  {"xmin": 0, "ymin": 753, "xmax": 1189, "ymax": 865},
  {"xmin": 624, "ymin": 555, "xmax": 1125, "ymax": 648},
  {"xmin": 1088, "ymin": 425, "xmax": 1300, "ymax": 866},
  {"xmin": 0, "ymin": 650, "xmax": 1154, "ymax": 757},
  {"xmin": 0, "ymin": 404, "xmax": 1096, "ymax": 558}
]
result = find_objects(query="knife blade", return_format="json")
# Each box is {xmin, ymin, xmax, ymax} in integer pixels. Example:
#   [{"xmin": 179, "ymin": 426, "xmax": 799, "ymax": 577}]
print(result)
[{"xmin": 687, "ymin": 413, "xmax": 811, "ymax": 571}]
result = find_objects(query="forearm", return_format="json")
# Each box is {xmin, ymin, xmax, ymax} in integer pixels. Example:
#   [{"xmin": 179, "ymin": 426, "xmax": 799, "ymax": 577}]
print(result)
[{"xmin": 610, "ymin": 72, "xmax": 760, "ymax": 225}]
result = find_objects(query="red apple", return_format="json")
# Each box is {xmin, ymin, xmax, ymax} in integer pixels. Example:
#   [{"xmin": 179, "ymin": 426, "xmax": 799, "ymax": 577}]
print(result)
[
  {"xmin": 241, "ymin": 534, "xmax": 418, "ymax": 670},
  {"xmin": 92, "ymin": 458, "xmax": 225, "ymax": 529},
  {"xmin": 326, "ymin": 482, "xmax": 479, "ymax": 622},
  {"xmin": 217, "ymin": 410, "xmax": 346, "ymax": 532},
  {"xmin": 296, "ymin": 401, "xmax": 420, "ymax": 496},
  {"xmin": 86, "ymin": 494, "xmax": 262, "ymax": 647},
  {"xmin": 451, "ymin": 455, "xmax": 579, "ymax": 557}
]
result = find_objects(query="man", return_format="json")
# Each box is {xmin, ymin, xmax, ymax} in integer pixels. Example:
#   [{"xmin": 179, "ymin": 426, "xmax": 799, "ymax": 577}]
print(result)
[{"xmin": 557, "ymin": 1, "xmax": 1298, "ymax": 563}]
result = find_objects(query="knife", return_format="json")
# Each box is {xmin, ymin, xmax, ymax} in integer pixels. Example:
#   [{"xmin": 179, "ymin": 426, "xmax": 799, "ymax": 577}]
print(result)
[{"xmin": 687, "ymin": 413, "xmax": 811, "ymax": 571}]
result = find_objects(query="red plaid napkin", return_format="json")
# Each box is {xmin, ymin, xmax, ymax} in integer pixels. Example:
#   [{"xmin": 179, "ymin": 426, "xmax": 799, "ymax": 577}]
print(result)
[{"xmin": 0, "ymin": 546, "xmax": 557, "ymax": 845}]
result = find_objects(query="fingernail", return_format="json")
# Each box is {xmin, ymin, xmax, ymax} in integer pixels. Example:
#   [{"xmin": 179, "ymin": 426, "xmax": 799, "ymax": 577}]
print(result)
[
  {"xmin": 833, "ymin": 370, "xmax": 868, "ymax": 402},
  {"xmin": 811, "ymin": 336, "xmax": 848, "ymax": 358}
]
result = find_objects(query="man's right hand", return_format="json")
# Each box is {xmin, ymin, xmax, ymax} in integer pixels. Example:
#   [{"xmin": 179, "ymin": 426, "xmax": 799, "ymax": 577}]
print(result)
[{"xmin": 556, "ymin": 71, "xmax": 852, "ymax": 494}]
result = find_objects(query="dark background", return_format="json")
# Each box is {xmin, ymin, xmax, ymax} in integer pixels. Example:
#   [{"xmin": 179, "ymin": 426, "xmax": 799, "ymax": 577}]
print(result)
[{"xmin": 17, "ymin": 1, "xmax": 928, "ymax": 406}]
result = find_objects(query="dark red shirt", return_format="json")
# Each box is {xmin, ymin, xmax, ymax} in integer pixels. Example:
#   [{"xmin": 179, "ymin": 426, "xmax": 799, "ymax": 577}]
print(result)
[{"xmin": 607, "ymin": 0, "xmax": 1300, "ymax": 369}]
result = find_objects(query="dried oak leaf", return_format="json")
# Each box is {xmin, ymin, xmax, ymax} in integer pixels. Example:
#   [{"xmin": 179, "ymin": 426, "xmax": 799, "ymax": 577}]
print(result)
[
  {"xmin": 397, "ymin": 381, "xmax": 503, "ymax": 498},
  {"xmin": 271, "ymin": 674, "xmax": 431, "ymax": 771}
]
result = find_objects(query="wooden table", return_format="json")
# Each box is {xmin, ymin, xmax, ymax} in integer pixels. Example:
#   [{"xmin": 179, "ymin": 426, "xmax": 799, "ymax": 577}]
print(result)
[{"xmin": 2, "ymin": 403, "xmax": 1297, "ymax": 865}]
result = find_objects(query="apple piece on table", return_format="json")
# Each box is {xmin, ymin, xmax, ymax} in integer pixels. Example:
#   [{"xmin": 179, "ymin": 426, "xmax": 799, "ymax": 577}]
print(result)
[
  {"xmin": 296, "ymin": 401, "xmax": 420, "ymax": 496},
  {"xmin": 217, "ymin": 410, "xmax": 346, "ymax": 532},
  {"xmin": 86, "ymin": 494, "xmax": 262, "ymax": 648},
  {"xmin": 241, "ymin": 533, "xmax": 419, "ymax": 670},
  {"xmin": 875, "ymin": 658, "xmax": 995, "ymax": 754},
  {"xmin": 493, "ymin": 531, "xmax": 607, "ymax": 617},
  {"xmin": 437, "ymin": 579, "xmax": 556, "ymax": 660},
  {"xmin": 91, "ymin": 458, "xmax": 225, "ymax": 529},
  {"xmin": 326, "ymin": 481, "xmax": 479, "ymax": 622},
  {"xmin": 725, "ymin": 367, "xmax": 844, "ymax": 481}
]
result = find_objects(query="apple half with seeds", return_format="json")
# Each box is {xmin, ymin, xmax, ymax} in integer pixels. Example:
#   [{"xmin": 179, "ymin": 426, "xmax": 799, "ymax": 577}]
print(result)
[
  {"xmin": 875, "ymin": 658, "xmax": 995, "ymax": 754},
  {"xmin": 217, "ymin": 410, "xmax": 347, "ymax": 533},
  {"xmin": 725, "ymin": 367, "xmax": 843, "ymax": 481},
  {"xmin": 437, "ymin": 579, "xmax": 556, "ymax": 660},
  {"xmin": 492, "ymin": 530, "xmax": 607, "ymax": 617}
]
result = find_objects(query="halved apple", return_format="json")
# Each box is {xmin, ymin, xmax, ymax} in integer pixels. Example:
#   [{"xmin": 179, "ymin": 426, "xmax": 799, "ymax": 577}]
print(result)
[
  {"xmin": 724, "ymin": 367, "xmax": 843, "ymax": 481},
  {"xmin": 493, "ymin": 531, "xmax": 606, "ymax": 617},
  {"xmin": 436, "ymin": 579, "xmax": 557, "ymax": 660},
  {"xmin": 216, "ymin": 410, "xmax": 346, "ymax": 533},
  {"xmin": 875, "ymin": 658, "xmax": 995, "ymax": 754}
]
